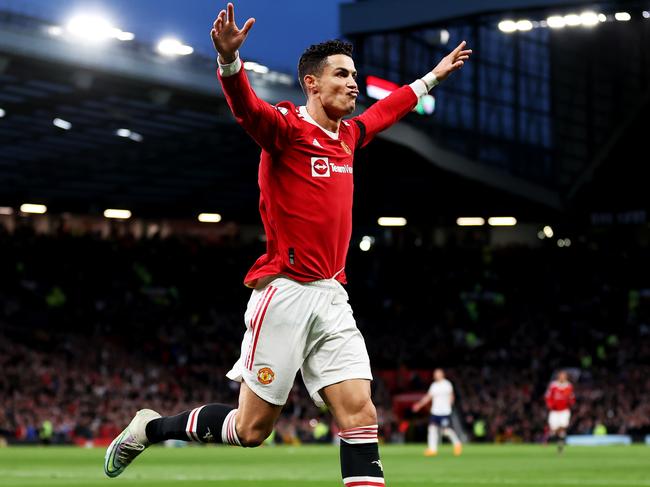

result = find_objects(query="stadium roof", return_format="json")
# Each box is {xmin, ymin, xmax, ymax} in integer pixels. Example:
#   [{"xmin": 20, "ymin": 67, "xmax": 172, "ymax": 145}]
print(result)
[
  {"xmin": 341, "ymin": 0, "xmax": 610, "ymax": 35},
  {"xmin": 0, "ymin": 10, "xmax": 564, "ymax": 224}
]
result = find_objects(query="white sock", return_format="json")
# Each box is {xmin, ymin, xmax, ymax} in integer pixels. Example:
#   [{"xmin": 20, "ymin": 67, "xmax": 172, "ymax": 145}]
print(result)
[
  {"xmin": 427, "ymin": 424, "xmax": 439, "ymax": 451},
  {"xmin": 442, "ymin": 427, "xmax": 461, "ymax": 446}
]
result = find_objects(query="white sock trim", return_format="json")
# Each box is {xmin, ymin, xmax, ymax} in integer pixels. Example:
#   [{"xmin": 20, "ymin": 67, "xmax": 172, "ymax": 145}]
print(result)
[
  {"xmin": 185, "ymin": 406, "xmax": 205, "ymax": 442},
  {"xmin": 343, "ymin": 476, "xmax": 385, "ymax": 486},
  {"xmin": 221, "ymin": 409, "xmax": 242, "ymax": 446},
  {"xmin": 339, "ymin": 425, "xmax": 379, "ymax": 444}
]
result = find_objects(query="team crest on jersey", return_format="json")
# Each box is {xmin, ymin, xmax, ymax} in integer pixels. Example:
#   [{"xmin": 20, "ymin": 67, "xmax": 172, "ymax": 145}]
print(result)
[
  {"xmin": 340, "ymin": 140, "xmax": 352, "ymax": 155},
  {"xmin": 257, "ymin": 367, "xmax": 275, "ymax": 385},
  {"xmin": 311, "ymin": 157, "xmax": 330, "ymax": 177}
]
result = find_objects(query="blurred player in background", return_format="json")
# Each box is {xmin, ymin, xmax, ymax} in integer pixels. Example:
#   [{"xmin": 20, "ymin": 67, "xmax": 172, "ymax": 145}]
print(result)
[
  {"xmin": 412, "ymin": 368, "xmax": 462, "ymax": 457},
  {"xmin": 104, "ymin": 3, "xmax": 471, "ymax": 485},
  {"xmin": 545, "ymin": 370, "xmax": 575, "ymax": 454}
]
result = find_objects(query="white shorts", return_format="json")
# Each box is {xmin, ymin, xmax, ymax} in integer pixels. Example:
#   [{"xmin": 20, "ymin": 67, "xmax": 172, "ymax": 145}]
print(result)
[
  {"xmin": 227, "ymin": 277, "xmax": 372, "ymax": 407},
  {"xmin": 548, "ymin": 409, "xmax": 571, "ymax": 431}
]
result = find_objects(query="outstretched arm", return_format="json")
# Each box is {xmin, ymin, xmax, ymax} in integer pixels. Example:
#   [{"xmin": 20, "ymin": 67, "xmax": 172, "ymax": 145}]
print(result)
[
  {"xmin": 210, "ymin": 3, "xmax": 292, "ymax": 153},
  {"xmin": 354, "ymin": 41, "xmax": 472, "ymax": 149},
  {"xmin": 412, "ymin": 393, "xmax": 432, "ymax": 413}
]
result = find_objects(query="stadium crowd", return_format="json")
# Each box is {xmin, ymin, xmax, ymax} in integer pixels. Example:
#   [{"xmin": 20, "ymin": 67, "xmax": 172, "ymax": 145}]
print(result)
[{"xmin": 1, "ymin": 222, "xmax": 649, "ymax": 444}]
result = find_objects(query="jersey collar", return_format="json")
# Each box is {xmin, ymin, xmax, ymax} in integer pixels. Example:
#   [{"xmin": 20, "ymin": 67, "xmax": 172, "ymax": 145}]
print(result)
[{"xmin": 298, "ymin": 106, "xmax": 339, "ymax": 140}]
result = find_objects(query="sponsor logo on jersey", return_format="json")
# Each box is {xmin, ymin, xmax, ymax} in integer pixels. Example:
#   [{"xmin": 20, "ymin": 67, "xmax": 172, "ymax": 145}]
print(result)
[
  {"xmin": 340, "ymin": 140, "xmax": 352, "ymax": 155},
  {"xmin": 257, "ymin": 367, "xmax": 275, "ymax": 385},
  {"xmin": 311, "ymin": 157, "xmax": 353, "ymax": 177},
  {"xmin": 330, "ymin": 163, "xmax": 353, "ymax": 174},
  {"xmin": 311, "ymin": 157, "xmax": 330, "ymax": 177}
]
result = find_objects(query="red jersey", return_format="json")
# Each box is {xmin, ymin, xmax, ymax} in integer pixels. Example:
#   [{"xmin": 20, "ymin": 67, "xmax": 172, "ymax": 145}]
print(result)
[
  {"xmin": 219, "ymin": 65, "xmax": 418, "ymax": 287},
  {"xmin": 545, "ymin": 381, "xmax": 575, "ymax": 411}
]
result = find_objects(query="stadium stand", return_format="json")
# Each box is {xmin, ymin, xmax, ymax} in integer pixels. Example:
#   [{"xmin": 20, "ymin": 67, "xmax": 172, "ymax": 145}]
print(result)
[{"xmin": 1, "ymin": 223, "xmax": 648, "ymax": 445}]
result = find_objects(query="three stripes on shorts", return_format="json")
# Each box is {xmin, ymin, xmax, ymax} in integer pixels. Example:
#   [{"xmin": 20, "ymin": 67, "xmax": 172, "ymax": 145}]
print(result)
[{"xmin": 245, "ymin": 285, "xmax": 278, "ymax": 370}]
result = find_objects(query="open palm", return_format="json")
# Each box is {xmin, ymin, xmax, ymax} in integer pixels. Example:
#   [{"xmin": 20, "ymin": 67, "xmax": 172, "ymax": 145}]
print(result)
[{"xmin": 211, "ymin": 3, "xmax": 255, "ymax": 63}]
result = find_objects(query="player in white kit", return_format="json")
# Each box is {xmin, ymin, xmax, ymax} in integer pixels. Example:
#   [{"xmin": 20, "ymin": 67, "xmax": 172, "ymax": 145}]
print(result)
[{"xmin": 412, "ymin": 368, "xmax": 462, "ymax": 456}]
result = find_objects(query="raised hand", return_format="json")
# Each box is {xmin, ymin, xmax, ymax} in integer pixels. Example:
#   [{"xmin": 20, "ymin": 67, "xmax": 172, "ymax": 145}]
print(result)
[
  {"xmin": 432, "ymin": 41, "xmax": 472, "ymax": 82},
  {"xmin": 210, "ymin": 3, "xmax": 255, "ymax": 64}
]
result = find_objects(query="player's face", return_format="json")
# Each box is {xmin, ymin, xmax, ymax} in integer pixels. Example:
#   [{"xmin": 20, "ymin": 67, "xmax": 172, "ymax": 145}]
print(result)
[{"xmin": 317, "ymin": 54, "xmax": 359, "ymax": 117}]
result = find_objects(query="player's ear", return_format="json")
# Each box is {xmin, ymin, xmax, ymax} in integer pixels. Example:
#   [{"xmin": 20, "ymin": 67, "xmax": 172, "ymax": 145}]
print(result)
[{"xmin": 303, "ymin": 74, "xmax": 318, "ymax": 95}]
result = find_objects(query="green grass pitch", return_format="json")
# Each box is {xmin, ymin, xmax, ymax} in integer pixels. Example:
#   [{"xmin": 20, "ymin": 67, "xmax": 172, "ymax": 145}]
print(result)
[{"xmin": 0, "ymin": 444, "xmax": 648, "ymax": 486}]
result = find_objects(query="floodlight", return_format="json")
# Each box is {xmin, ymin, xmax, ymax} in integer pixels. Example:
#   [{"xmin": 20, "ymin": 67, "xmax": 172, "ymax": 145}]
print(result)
[
  {"xmin": 53, "ymin": 118, "xmax": 72, "ymax": 130},
  {"xmin": 516, "ymin": 20, "xmax": 533, "ymax": 31},
  {"xmin": 488, "ymin": 217, "xmax": 517, "ymax": 226},
  {"xmin": 114, "ymin": 30, "xmax": 135, "ymax": 41},
  {"xmin": 66, "ymin": 14, "xmax": 114, "ymax": 42},
  {"xmin": 580, "ymin": 12, "xmax": 599, "ymax": 27},
  {"xmin": 564, "ymin": 14, "xmax": 582, "ymax": 26},
  {"xmin": 157, "ymin": 38, "xmax": 194, "ymax": 56},
  {"xmin": 252, "ymin": 65, "xmax": 269, "ymax": 74},
  {"xmin": 498, "ymin": 20, "xmax": 517, "ymax": 33},
  {"xmin": 198, "ymin": 213, "xmax": 222, "ymax": 223},
  {"xmin": 104, "ymin": 209, "xmax": 131, "ymax": 219},
  {"xmin": 48, "ymin": 25, "xmax": 63, "ymax": 36},
  {"xmin": 456, "ymin": 217, "xmax": 485, "ymax": 227},
  {"xmin": 378, "ymin": 217, "xmax": 407, "ymax": 227},
  {"xmin": 547, "ymin": 16, "xmax": 566, "ymax": 28},
  {"xmin": 21, "ymin": 204, "xmax": 47, "ymax": 214}
]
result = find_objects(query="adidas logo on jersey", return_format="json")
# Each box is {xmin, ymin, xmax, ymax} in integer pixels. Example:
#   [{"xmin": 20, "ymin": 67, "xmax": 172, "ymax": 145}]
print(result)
[{"xmin": 312, "ymin": 138, "xmax": 323, "ymax": 148}]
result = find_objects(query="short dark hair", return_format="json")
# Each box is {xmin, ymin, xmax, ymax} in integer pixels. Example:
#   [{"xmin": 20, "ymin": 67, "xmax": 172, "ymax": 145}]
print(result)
[{"xmin": 298, "ymin": 40, "xmax": 353, "ymax": 94}]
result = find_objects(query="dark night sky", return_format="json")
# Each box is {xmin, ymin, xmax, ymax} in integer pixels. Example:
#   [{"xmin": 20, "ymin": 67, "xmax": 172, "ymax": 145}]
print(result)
[{"xmin": 0, "ymin": 0, "xmax": 351, "ymax": 73}]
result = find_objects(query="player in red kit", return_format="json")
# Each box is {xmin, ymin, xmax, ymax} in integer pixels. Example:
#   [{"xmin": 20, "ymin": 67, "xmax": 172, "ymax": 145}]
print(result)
[
  {"xmin": 104, "ymin": 3, "xmax": 472, "ymax": 484},
  {"xmin": 545, "ymin": 370, "xmax": 575, "ymax": 454}
]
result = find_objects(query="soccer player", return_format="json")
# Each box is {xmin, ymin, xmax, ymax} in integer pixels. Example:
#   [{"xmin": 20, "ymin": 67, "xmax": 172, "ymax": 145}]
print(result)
[
  {"xmin": 104, "ymin": 3, "xmax": 471, "ymax": 485},
  {"xmin": 545, "ymin": 370, "xmax": 575, "ymax": 453},
  {"xmin": 412, "ymin": 368, "xmax": 462, "ymax": 457}
]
